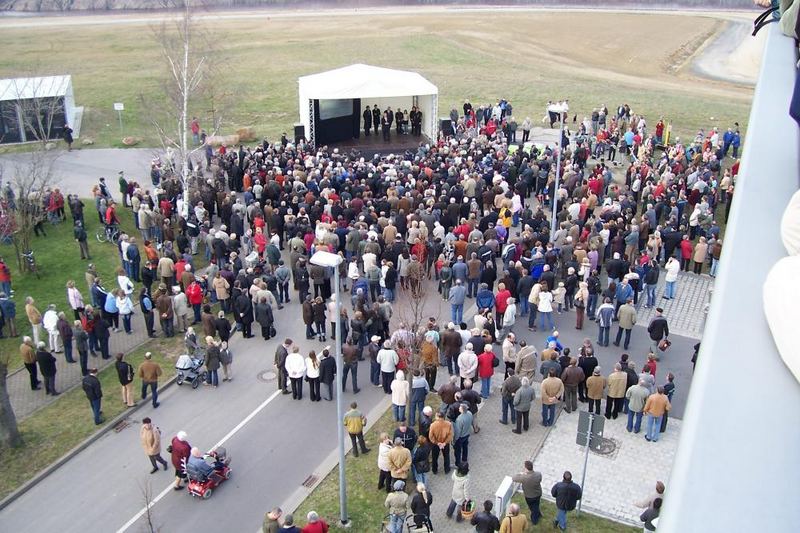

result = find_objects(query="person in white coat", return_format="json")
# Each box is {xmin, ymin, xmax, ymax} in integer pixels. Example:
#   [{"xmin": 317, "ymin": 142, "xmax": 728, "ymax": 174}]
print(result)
[
  {"xmin": 42, "ymin": 304, "xmax": 61, "ymax": 353},
  {"xmin": 66, "ymin": 280, "xmax": 85, "ymax": 321},
  {"xmin": 457, "ymin": 343, "xmax": 477, "ymax": 389},
  {"xmin": 116, "ymin": 289, "xmax": 135, "ymax": 334},
  {"xmin": 663, "ymin": 257, "xmax": 680, "ymax": 300},
  {"xmin": 391, "ymin": 370, "xmax": 409, "ymax": 422},
  {"xmin": 285, "ymin": 346, "xmax": 306, "ymax": 400},
  {"xmin": 500, "ymin": 297, "xmax": 517, "ymax": 336},
  {"xmin": 305, "ymin": 350, "xmax": 321, "ymax": 402},
  {"xmin": 445, "ymin": 462, "xmax": 471, "ymax": 522}
]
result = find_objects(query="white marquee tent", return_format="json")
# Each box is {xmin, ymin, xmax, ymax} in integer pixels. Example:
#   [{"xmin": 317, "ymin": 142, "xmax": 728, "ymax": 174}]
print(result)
[{"xmin": 298, "ymin": 64, "xmax": 438, "ymax": 146}]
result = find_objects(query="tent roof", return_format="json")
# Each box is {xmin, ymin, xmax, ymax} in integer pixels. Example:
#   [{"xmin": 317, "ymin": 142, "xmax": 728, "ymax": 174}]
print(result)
[
  {"xmin": 298, "ymin": 64, "xmax": 437, "ymax": 100},
  {"xmin": 0, "ymin": 75, "xmax": 71, "ymax": 102}
]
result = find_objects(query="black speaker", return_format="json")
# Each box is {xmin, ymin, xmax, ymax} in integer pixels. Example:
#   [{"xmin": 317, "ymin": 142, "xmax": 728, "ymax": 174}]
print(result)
[
  {"xmin": 440, "ymin": 118, "xmax": 453, "ymax": 136},
  {"xmin": 293, "ymin": 123, "xmax": 305, "ymax": 144}
]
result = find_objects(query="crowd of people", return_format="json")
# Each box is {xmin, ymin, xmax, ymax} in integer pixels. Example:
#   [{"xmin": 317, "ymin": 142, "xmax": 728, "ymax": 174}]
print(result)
[{"xmin": 0, "ymin": 93, "xmax": 734, "ymax": 532}]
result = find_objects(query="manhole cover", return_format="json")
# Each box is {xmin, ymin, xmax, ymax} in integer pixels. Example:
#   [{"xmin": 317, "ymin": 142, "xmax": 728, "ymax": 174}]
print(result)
[
  {"xmin": 257, "ymin": 370, "xmax": 277, "ymax": 382},
  {"xmin": 591, "ymin": 437, "xmax": 617, "ymax": 456}
]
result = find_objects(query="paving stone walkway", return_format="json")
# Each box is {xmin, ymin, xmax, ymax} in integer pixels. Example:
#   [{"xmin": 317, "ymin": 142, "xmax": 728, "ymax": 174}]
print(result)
[
  {"xmin": 636, "ymin": 271, "xmax": 714, "ymax": 340},
  {"xmin": 534, "ymin": 407, "xmax": 681, "ymax": 526},
  {"xmin": 8, "ymin": 308, "xmax": 155, "ymax": 420}
]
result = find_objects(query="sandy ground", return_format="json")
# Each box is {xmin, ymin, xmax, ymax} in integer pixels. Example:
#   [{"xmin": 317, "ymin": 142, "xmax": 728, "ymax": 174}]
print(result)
[{"xmin": 692, "ymin": 18, "xmax": 766, "ymax": 85}]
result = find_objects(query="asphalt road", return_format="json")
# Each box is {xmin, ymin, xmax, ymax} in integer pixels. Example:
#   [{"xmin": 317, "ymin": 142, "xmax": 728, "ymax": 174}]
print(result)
[
  {"xmin": 0, "ymin": 282, "xmax": 696, "ymax": 533},
  {"xmin": 0, "ymin": 290, "xmax": 389, "ymax": 533}
]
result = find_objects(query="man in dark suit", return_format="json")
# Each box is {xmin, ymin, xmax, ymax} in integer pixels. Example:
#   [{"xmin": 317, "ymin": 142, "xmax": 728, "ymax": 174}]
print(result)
[
  {"xmin": 395, "ymin": 109, "xmax": 404, "ymax": 135},
  {"xmin": 36, "ymin": 342, "xmax": 58, "ymax": 395},
  {"xmin": 274, "ymin": 338, "xmax": 292, "ymax": 394},
  {"xmin": 82, "ymin": 368, "xmax": 104, "ymax": 425},
  {"xmin": 381, "ymin": 112, "xmax": 391, "ymax": 142},
  {"xmin": 363, "ymin": 106, "xmax": 372, "ymax": 136},
  {"xmin": 386, "ymin": 107, "xmax": 394, "ymax": 131},
  {"xmin": 319, "ymin": 348, "xmax": 337, "ymax": 401},
  {"xmin": 410, "ymin": 106, "xmax": 423, "ymax": 136},
  {"xmin": 372, "ymin": 105, "xmax": 381, "ymax": 134}
]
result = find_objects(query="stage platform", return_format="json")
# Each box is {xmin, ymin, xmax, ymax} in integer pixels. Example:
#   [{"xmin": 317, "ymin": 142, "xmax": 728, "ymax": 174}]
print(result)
[{"xmin": 324, "ymin": 132, "xmax": 429, "ymax": 157}]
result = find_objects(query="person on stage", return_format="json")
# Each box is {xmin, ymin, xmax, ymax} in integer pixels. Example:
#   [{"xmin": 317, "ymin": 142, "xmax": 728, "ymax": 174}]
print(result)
[{"xmin": 364, "ymin": 106, "xmax": 372, "ymax": 136}]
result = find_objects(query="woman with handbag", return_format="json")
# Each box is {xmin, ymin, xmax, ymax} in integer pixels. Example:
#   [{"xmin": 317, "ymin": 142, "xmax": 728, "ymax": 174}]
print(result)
[
  {"xmin": 574, "ymin": 281, "xmax": 589, "ymax": 330},
  {"xmin": 305, "ymin": 350, "xmax": 321, "ymax": 402}
]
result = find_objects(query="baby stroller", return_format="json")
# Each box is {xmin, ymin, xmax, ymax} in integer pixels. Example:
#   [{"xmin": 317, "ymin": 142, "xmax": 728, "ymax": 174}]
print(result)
[
  {"xmin": 183, "ymin": 447, "xmax": 232, "ymax": 499},
  {"xmin": 175, "ymin": 353, "xmax": 207, "ymax": 389}
]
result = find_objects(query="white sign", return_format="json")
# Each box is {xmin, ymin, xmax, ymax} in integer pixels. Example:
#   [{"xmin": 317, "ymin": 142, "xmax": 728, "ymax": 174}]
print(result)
[{"xmin": 113, "ymin": 102, "xmax": 124, "ymax": 111}]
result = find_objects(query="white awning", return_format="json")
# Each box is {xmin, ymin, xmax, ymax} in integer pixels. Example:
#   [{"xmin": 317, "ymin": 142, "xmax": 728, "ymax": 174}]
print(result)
[
  {"xmin": 0, "ymin": 75, "xmax": 72, "ymax": 102},
  {"xmin": 298, "ymin": 64, "xmax": 438, "ymax": 100}
]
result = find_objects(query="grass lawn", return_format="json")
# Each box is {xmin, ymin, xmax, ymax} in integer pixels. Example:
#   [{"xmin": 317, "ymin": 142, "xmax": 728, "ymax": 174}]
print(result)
[
  {"xmin": 509, "ymin": 493, "xmax": 639, "ymax": 533},
  {"xmin": 294, "ymin": 396, "xmax": 635, "ymax": 532},
  {"xmin": 0, "ymin": 200, "xmax": 139, "ymax": 371},
  {"xmin": 0, "ymin": 10, "xmax": 752, "ymax": 150},
  {"xmin": 0, "ymin": 335, "xmax": 182, "ymax": 501}
]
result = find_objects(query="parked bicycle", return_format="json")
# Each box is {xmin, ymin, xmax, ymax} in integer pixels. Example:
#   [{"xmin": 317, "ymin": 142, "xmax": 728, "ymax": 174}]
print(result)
[
  {"xmin": 96, "ymin": 223, "xmax": 120, "ymax": 244},
  {"xmin": 22, "ymin": 249, "xmax": 39, "ymax": 278}
]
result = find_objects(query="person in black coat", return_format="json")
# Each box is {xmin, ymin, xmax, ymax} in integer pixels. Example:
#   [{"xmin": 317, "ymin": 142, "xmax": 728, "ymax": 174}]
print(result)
[
  {"xmin": 82, "ymin": 368, "xmax": 104, "ymax": 425},
  {"xmin": 234, "ymin": 292, "xmax": 254, "ymax": 338},
  {"xmin": 372, "ymin": 105, "xmax": 381, "ymax": 135},
  {"xmin": 254, "ymin": 299, "xmax": 274, "ymax": 340},
  {"xmin": 94, "ymin": 316, "xmax": 111, "ymax": 359},
  {"xmin": 551, "ymin": 471, "xmax": 582, "ymax": 530},
  {"xmin": 363, "ymin": 106, "xmax": 372, "ymax": 136},
  {"xmin": 36, "ymin": 343, "xmax": 58, "ymax": 395},
  {"xmin": 409, "ymin": 481, "xmax": 433, "ymax": 530},
  {"xmin": 214, "ymin": 311, "xmax": 232, "ymax": 343},
  {"xmin": 319, "ymin": 349, "xmax": 337, "ymax": 401},
  {"xmin": 381, "ymin": 112, "xmax": 391, "ymax": 142},
  {"xmin": 471, "ymin": 500, "xmax": 501, "ymax": 532}
]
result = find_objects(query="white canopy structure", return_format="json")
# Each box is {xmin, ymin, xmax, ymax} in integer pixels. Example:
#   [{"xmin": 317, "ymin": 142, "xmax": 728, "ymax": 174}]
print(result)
[
  {"xmin": 298, "ymin": 64, "xmax": 438, "ymax": 147},
  {"xmin": 0, "ymin": 75, "xmax": 78, "ymax": 144}
]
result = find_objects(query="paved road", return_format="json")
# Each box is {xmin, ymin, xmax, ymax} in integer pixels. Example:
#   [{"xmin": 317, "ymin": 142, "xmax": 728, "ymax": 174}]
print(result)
[{"xmin": 0, "ymin": 286, "xmax": 389, "ymax": 533}]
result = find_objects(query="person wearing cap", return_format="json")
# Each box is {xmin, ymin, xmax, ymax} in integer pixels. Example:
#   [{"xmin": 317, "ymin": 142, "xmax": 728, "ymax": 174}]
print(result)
[
  {"xmin": 384, "ymin": 479, "xmax": 409, "ymax": 532},
  {"xmin": 586, "ymin": 367, "xmax": 606, "ymax": 415},
  {"xmin": 170, "ymin": 430, "xmax": 191, "ymax": 490},
  {"xmin": 140, "ymin": 417, "xmax": 168, "ymax": 473},
  {"xmin": 138, "ymin": 352, "xmax": 163, "ymax": 408}
]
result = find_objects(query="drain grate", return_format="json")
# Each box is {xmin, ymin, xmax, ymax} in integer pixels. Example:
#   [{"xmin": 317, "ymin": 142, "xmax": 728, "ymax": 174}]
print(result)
[
  {"xmin": 591, "ymin": 437, "xmax": 618, "ymax": 457},
  {"xmin": 257, "ymin": 370, "xmax": 277, "ymax": 382},
  {"xmin": 302, "ymin": 474, "xmax": 319, "ymax": 488},
  {"xmin": 113, "ymin": 418, "xmax": 131, "ymax": 433}
]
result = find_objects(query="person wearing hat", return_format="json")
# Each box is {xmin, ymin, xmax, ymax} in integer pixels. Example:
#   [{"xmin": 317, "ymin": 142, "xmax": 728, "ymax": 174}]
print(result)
[
  {"xmin": 138, "ymin": 352, "xmax": 163, "ymax": 408},
  {"xmin": 169, "ymin": 430, "xmax": 191, "ymax": 490},
  {"xmin": 384, "ymin": 480, "xmax": 409, "ymax": 532},
  {"xmin": 585, "ymin": 367, "xmax": 606, "ymax": 415}
]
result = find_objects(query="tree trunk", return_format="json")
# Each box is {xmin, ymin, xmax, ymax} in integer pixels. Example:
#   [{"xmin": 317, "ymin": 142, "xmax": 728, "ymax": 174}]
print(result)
[{"xmin": 0, "ymin": 362, "xmax": 23, "ymax": 448}]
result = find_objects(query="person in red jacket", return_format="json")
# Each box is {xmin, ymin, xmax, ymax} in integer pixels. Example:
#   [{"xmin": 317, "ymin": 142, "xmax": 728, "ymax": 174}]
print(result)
[
  {"xmin": 476, "ymin": 348, "xmax": 496, "ymax": 399},
  {"xmin": 679, "ymin": 235, "xmax": 693, "ymax": 271},
  {"xmin": 495, "ymin": 282, "xmax": 511, "ymax": 328},
  {"xmin": 170, "ymin": 431, "xmax": 191, "ymax": 490},
  {"xmin": 300, "ymin": 511, "xmax": 328, "ymax": 533},
  {"xmin": 186, "ymin": 280, "xmax": 204, "ymax": 323}
]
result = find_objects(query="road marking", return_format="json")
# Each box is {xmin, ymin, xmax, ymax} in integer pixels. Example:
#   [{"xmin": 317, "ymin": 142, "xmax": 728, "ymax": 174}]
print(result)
[{"xmin": 115, "ymin": 390, "xmax": 281, "ymax": 533}]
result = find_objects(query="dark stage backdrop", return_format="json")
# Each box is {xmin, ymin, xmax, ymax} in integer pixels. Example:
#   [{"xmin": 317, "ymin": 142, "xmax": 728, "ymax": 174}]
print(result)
[{"xmin": 313, "ymin": 98, "xmax": 360, "ymax": 145}]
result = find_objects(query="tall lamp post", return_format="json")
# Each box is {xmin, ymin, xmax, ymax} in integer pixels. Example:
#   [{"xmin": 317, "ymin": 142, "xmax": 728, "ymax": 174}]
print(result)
[
  {"xmin": 309, "ymin": 250, "xmax": 348, "ymax": 526},
  {"xmin": 550, "ymin": 102, "xmax": 568, "ymax": 240}
]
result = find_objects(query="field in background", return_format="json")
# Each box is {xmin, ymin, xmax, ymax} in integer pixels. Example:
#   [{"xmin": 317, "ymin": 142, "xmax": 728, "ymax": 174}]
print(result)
[{"xmin": 0, "ymin": 10, "xmax": 753, "ymax": 149}]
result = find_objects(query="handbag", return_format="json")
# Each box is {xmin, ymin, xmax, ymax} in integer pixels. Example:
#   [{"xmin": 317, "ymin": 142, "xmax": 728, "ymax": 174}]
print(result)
[
  {"xmin": 658, "ymin": 338, "xmax": 671, "ymax": 352},
  {"xmin": 492, "ymin": 354, "xmax": 500, "ymax": 368},
  {"xmin": 269, "ymin": 324, "xmax": 277, "ymax": 338}
]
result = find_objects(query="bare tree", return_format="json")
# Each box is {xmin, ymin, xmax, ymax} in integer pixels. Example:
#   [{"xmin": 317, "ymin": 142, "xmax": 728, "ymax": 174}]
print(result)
[
  {"xmin": 140, "ymin": 0, "xmax": 227, "ymax": 216},
  {"xmin": 0, "ymin": 348, "xmax": 23, "ymax": 448},
  {"xmin": 139, "ymin": 480, "xmax": 160, "ymax": 533}
]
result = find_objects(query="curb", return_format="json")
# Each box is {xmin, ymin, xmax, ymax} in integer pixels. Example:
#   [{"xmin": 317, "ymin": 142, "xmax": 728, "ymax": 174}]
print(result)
[{"xmin": 0, "ymin": 375, "xmax": 177, "ymax": 512}]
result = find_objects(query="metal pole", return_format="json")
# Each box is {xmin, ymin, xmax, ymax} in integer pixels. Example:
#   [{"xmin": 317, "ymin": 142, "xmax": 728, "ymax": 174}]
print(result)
[
  {"xmin": 118, "ymin": 110, "xmax": 123, "ymax": 135},
  {"xmin": 333, "ymin": 266, "xmax": 349, "ymax": 526},
  {"xmin": 577, "ymin": 413, "xmax": 592, "ymax": 515},
  {"xmin": 550, "ymin": 111, "xmax": 564, "ymax": 241}
]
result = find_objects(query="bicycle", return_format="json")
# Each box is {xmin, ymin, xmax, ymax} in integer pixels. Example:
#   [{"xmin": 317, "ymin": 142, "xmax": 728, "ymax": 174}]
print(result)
[
  {"xmin": 96, "ymin": 224, "xmax": 120, "ymax": 244},
  {"xmin": 22, "ymin": 249, "xmax": 39, "ymax": 279}
]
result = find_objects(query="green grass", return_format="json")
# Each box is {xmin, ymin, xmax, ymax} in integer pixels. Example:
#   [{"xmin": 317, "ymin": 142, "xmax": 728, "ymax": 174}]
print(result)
[
  {"xmin": 0, "ymin": 11, "xmax": 752, "ymax": 150},
  {"xmin": 0, "ymin": 336, "xmax": 181, "ymax": 501},
  {"xmin": 0, "ymin": 201, "xmax": 139, "ymax": 371},
  {"xmin": 294, "ymin": 395, "xmax": 634, "ymax": 532},
  {"xmin": 509, "ymin": 493, "xmax": 639, "ymax": 533}
]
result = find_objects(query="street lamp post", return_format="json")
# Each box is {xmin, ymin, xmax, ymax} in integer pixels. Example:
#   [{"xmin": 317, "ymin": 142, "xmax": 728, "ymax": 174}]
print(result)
[
  {"xmin": 309, "ymin": 250, "xmax": 348, "ymax": 527},
  {"xmin": 550, "ymin": 103, "xmax": 568, "ymax": 240}
]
